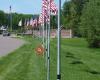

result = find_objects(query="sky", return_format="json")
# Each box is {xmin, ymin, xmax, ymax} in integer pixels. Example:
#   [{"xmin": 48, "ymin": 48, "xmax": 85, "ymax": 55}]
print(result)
[{"xmin": 0, "ymin": 0, "xmax": 66, "ymax": 14}]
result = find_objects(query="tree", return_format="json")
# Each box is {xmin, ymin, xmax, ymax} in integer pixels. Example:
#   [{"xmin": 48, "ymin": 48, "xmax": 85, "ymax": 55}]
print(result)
[
  {"xmin": 0, "ymin": 10, "xmax": 8, "ymax": 26},
  {"xmin": 12, "ymin": 13, "xmax": 33, "ymax": 31},
  {"xmin": 50, "ymin": 15, "xmax": 57, "ymax": 29},
  {"xmin": 0, "ymin": 10, "xmax": 34, "ymax": 31},
  {"xmin": 62, "ymin": 0, "xmax": 88, "ymax": 36},
  {"xmin": 80, "ymin": 0, "xmax": 100, "ymax": 48}
]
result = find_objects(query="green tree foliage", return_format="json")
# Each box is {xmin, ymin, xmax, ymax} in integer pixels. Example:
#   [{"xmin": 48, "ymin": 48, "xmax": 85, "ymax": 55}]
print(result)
[
  {"xmin": 62, "ymin": 0, "xmax": 88, "ymax": 36},
  {"xmin": 0, "ymin": 10, "xmax": 35, "ymax": 31},
  {"xmin": 50, "ymin": 15, "xmax": 57, "ymax": 29},
  {"xmin": 12, "ymin": 13, "xmax": 33, "ymax": 30},
  {"xmin": 80, "ymin": 0, "xmax": 100, "ymax": 48},
  {"xmin": 0, "ymin": 10, "xmax": 8, "ymax": 26}
]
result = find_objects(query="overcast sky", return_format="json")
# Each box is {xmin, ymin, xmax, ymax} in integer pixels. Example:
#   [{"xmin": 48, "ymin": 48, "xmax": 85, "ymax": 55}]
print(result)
[{"xmin": 0, "ymin": 0, "xmax": 67, "ymax": 14}]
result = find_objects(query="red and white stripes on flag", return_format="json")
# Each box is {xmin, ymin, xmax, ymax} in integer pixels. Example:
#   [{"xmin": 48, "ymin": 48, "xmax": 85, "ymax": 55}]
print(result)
[
  {"xmin": 42, "ymin": 0, "xmax": 48, "ymax": 10},
  {"xmin": 26, "ymin": 18, "xmax": 38, "ymax": 27},
  {"xmin": 50, "ymin": 0, "xmax": 58, "ymax": 15},
  {"xmin": 34, "ymin": 19, "xmax": 38, "ymax": 27},
  {"xmin": 30, "ymin": 18, "xmax": 33, "ymax": 26},
  {"xmin": 39, "ymin": 13, "xmax": 44, "ymax": 25},
  {"xmin": 39, "ymin": 0, "xmax": 58, "ymax": 25},
  {"xmin": 42, "ymin": 0, "xmax": 49, "ymax": 23},
  {"xmin": 30, "ymin": 18, "xmax": 38, "ymax": 27},
  {"xmin": 42, "ymin": 0, "xmax": 58, "ymax": 15}
]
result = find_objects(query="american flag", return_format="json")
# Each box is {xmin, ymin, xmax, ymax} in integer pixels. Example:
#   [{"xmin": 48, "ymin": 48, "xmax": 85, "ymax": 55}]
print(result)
[
  {"xmin": 18, "ymin": 19, "xmax": 22, "ymax": 26},
  {"xmin": 50, "ymin": 0, "xmax": 58, "ymax": 15},
  {"xmin": 30, "ymin": 18, "xmax": 33, "ymax": 26},
  {"xmin": 38, "ymin": 13, "xmax": 44, "ymax": 25},
  {"xmin": 34, "ymin": 19, "xmax": 38, "ymax": 27},
  {"xmin": 42, "ymin": 0, "xmax": 48, "ymax": 10},
  {"xmin": 39, "ymin": 0, "xmax": 58, "ymax": 24},
  {"xmin": 42, "ymin": 0, "xmax": 58, "ymax": 14},
  {"xmin": 26, "ymin": 19, "xmax": 30, "ymax": 26},
  {"xmin": 24, "ymin": 19, "xmax": 27, "ymax": 26},
  {"xmin": 42, "ymin": 0, "xmax": 49, "ymax": 22},
  {"xmin": 32, "ymin": 19, "xmax": 38, "ymax": 27}
]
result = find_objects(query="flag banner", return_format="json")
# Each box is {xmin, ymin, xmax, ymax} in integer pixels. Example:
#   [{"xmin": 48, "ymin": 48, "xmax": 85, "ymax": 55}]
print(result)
[
  {"xmin": 42, "ymin": 0, "xmax": 48, "ymax": 23},
  {"xmin": 24, "ymin": 19, "xmax": 27, "ymax": 26},
  {"xmin": 34, "ymin": 19, "xmax": 38, "ymax": 27},
  {"xmin": 29, "ymin": 18, "xmax": 38, "ymax": 27},
  {"xmin": 50, "ymin": 0, "xmax": 58, "ymax": 15},
  {"xmin": 26, "ymin": 19, "xmax": 30, "ymax": 26},
  {"xmin": 18, "ymin": 20, "xmax": 22, "ymax": 26},
  {"xmin": 38, "ymin": 13, "xmax": 43, "ymax": 24},
  {"xmin": 39, "ymin": 0, "xmax": 58, "ymax": 24},
  {"xmin": 30, "ymin": 18, "xmax": 33, "ymax": 26}
]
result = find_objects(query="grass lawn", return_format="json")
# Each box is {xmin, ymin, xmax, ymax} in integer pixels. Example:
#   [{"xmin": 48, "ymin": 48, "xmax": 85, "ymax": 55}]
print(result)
[
  {"xmin": 0, "ymin": 36, "xmax": 46, "ymax": 80},
  {"xmin": 0, "ymin": 36, "xmax": 100, "ymax": 80}
]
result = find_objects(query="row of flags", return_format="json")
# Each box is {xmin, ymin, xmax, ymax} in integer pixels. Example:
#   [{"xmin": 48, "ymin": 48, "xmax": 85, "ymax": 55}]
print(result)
[
  {"xmin": 18, "ymin": 1, "xmax": 60, "ymax": 80},
  {"xmin": 39, "ymin": 0, "xmax": 58, "ymax": 24},
  {"xmin": 39, "ymin": 1, "xmax": 58, "ymax": 80},
  {"xmin": 29, "ymin": 18, "xmax": 38, "ymax": 27},
  {"xmin": 18, "ymin": 18, "xmax": 38, "ymax": 27},
  {"xmin": 18, "ymin": 0, "xmax": 58, "ymax": 27}
]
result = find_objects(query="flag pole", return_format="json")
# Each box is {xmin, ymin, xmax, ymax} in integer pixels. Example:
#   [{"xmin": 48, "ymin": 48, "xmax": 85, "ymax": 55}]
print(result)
[
  {"xmin": 42, "ymin": 23, "xmax": 45, "ymax": 47},
  {"xmin": 42, "ymin": 15, "xmax": 45, "ymax": 49},
  {"xmin": 10, "ymin": 5, "xmax": 12, "ymax": 32},
  {"xmin": 42, "ymin": 22, "xmax": 45, "ymax": 58},
  {"xmin": 47, "ymin": 0, "xmax": 51, "ymax": 80},
  {"xmin": 57, "ymin": 0, "xmax": 61, "ymax": 80},
  {"xmin": 45, "ymin": 22, "xmax": 48, "ymax": 67}
]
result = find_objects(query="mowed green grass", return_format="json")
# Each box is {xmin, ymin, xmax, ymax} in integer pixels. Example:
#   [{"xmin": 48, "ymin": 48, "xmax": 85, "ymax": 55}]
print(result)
[
  {"xmin": 0, "ymin": 36, "xmax": 46, "ymax": 80},
  {"xmin": 50, "ymin": 38, "xmax": 100, "ymax": 80},
  {"xmin": 0, "ymin": 36, "xmax": 100, "ymax": 80}
]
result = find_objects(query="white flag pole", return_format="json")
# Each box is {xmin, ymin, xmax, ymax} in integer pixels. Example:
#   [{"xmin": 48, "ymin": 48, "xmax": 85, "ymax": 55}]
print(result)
[
  {"xmin": 42, "ymin": 22, "xmax": 45, "ymax": 58},
  {"xmin": 43, "ymin": 23, "xmax": 45, "ymax": 46},
  {"xmin": 42, "ymin": 16, "xmax": 45, "ymax": 48},
  {"xmin": 45, "ymin": 22, "xmax": 48, "ymax": 67},
  {"xmin": 47, "ymin": 0, "xmax": 51, "ymax": 80},
  {"xmin": 57, "ymin": 0, "xmax": 61, "ymax": 80},
  {"xmin": 9, "ymin": 5, "xmax": 12, "ymax": 32}
]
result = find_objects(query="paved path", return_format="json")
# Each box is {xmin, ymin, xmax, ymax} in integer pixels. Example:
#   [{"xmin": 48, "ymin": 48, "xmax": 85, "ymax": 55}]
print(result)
[{"xmin": 0, "ymin": 35, "xmax": 25, "ymax": 57}]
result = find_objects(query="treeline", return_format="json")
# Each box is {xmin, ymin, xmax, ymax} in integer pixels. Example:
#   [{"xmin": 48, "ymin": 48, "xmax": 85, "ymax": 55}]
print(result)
[
  {"xmin": 62, "ymin": 0, "xmax": 100, "ymax": 48},
  {"xmin": 0, "ymin": 10, "xmax": 38, "ymax": 30},
  {"xmin": 0, "ymin": 10, "xmax": 56, "ymax": 29}
]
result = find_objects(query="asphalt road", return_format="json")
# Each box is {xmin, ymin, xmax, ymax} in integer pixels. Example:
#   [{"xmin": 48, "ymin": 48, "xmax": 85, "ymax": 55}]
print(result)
[{"xmin": 0, "ymin": 35, "xmax": 24, "ymax": 57}]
